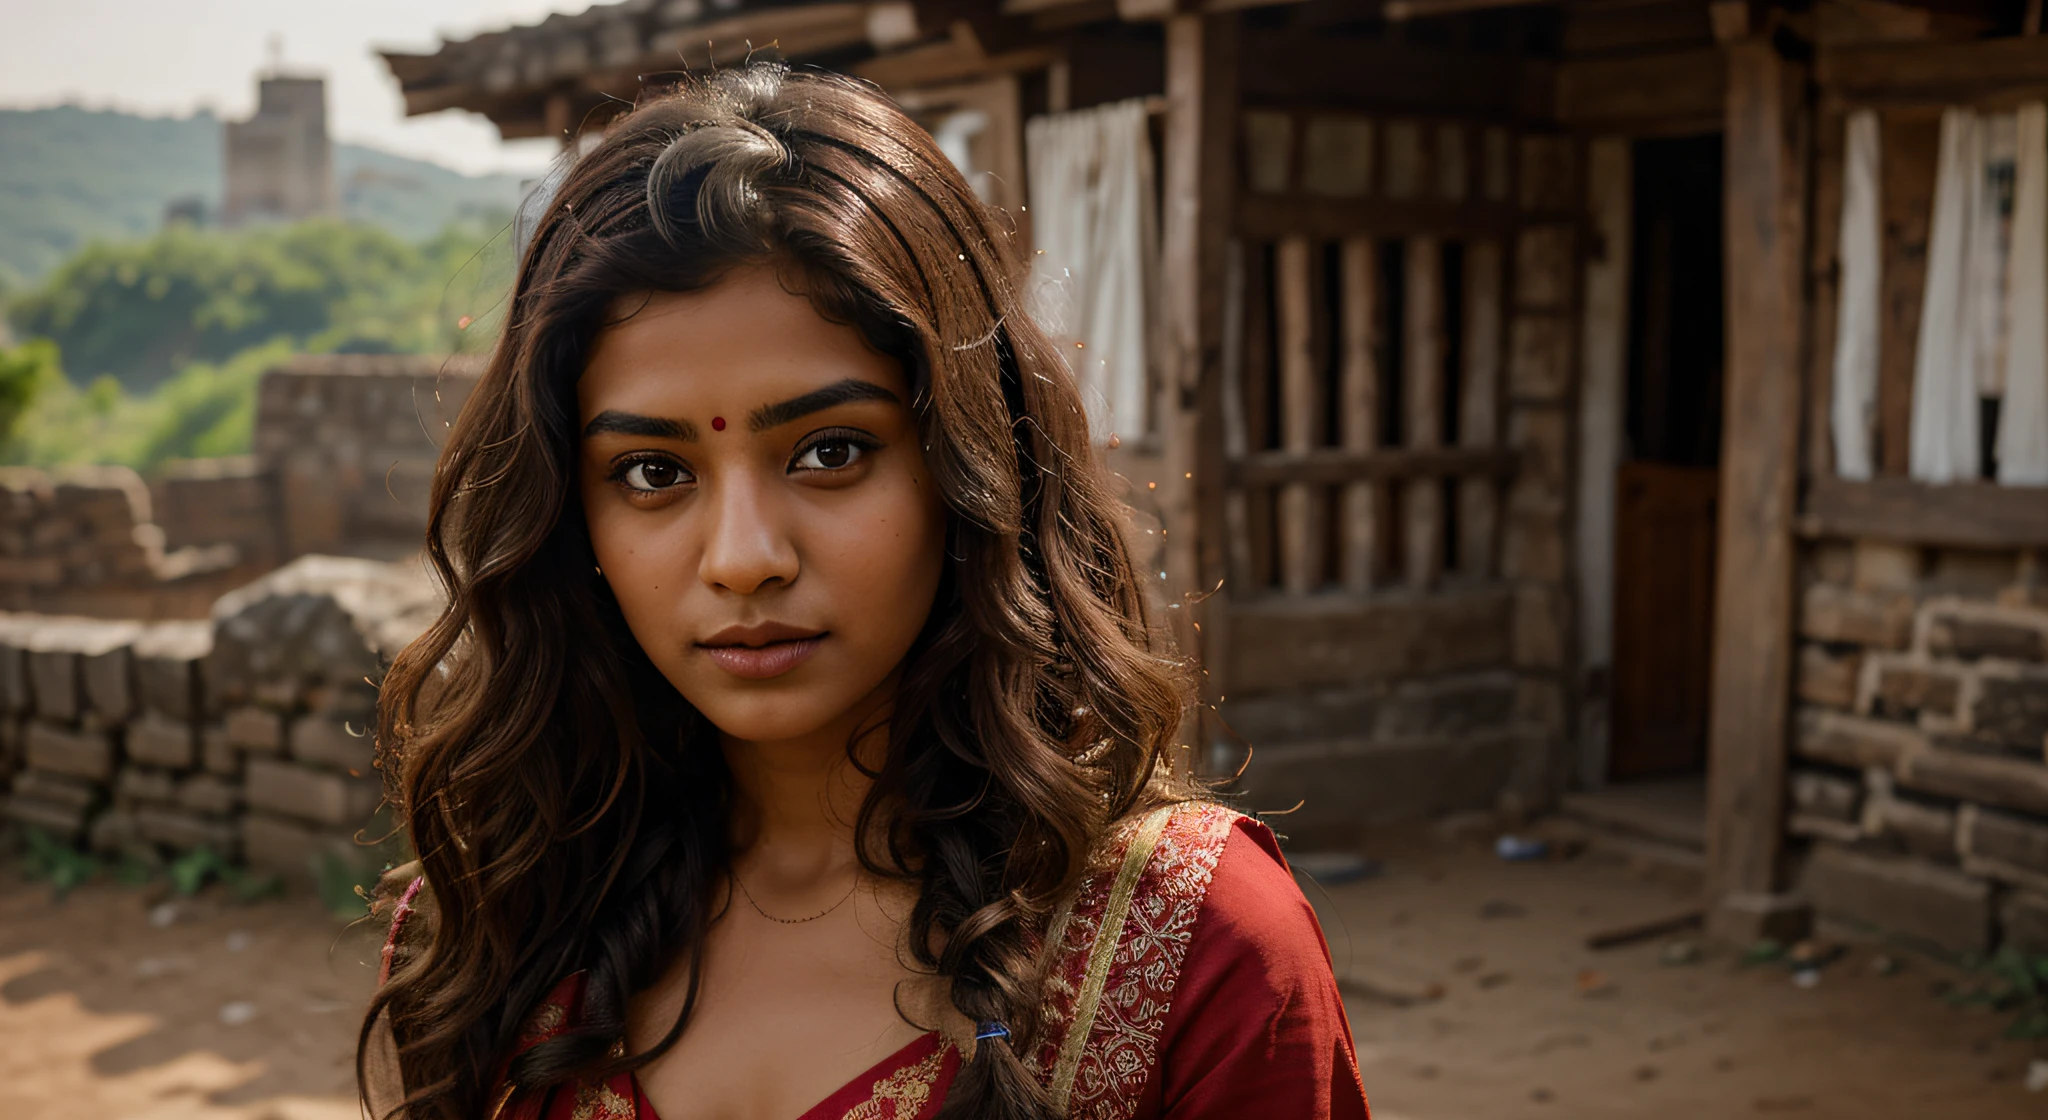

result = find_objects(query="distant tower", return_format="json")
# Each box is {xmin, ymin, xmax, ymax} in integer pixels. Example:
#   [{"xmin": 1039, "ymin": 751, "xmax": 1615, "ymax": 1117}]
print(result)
[{"xmin": 221, "ymin": 41, "xmax": 336, "ymax": 228}]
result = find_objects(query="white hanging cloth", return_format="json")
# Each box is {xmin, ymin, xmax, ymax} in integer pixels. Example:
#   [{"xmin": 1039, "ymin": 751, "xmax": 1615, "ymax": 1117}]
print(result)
[
  {"xmin": 1910, "ymin": 108, "xmax": 1986, "ymax": 483},
  {"xmin": 2001, "ymin": 102, "xmax": 2048, "ymax": 485},
  {"xmin": 1832, "ymin": 110, "xmax": 1882, "ymax": 480},
  {"xmin": 1025, "ymin": 99, "xmax": 1158, "ymax": 442}
]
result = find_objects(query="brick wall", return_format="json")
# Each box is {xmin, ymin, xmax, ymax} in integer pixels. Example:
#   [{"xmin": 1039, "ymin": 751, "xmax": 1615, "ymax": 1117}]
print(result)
[
  {"xmin": 0, "ymin": 555, "xmax": 440, "ymax": 888},
  {"xmin": 1788, "ymin": 539, "xmax": 2048, "ymax": 958}
]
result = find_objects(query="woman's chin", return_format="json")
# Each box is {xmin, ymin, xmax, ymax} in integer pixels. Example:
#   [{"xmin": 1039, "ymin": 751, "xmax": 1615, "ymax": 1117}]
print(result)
[{"xmin": 689, "ymin": 696, "xmax": 849, "ymax": 748}]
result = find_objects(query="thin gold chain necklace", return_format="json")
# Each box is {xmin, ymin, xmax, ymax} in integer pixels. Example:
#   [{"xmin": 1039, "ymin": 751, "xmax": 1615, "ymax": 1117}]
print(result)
[{"xmin": 730, "ymin": 869, "xmax": 859, "ymax": 924}]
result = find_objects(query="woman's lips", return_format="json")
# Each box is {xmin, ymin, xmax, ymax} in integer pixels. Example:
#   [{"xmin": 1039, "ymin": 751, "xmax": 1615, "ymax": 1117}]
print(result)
[{"xmin": 698, "ymin": 635, "xmax": 824, "ymax": 680}]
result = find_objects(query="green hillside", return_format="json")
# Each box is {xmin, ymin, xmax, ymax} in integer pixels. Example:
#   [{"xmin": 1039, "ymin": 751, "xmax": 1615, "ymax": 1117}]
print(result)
[{"xmin": 0, "ymin": 104, "xmax": 526, "ymax": 290}]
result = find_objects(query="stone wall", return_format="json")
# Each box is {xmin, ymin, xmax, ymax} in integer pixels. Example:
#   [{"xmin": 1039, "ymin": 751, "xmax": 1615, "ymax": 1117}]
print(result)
[
  {"xmin": 0, "ymin": 555, "xmax": 440, "ymax": 889},
  {"xmin": 151, "ymin": 456, "xmax": 282, "ymax": 563},
  {"xmin": 0, "ymin": 353, "xmax": 478, "ymax": 620},
  {"xmin": 1787, "ymin": 540, "xmax": 2048, "ymax": 958},
  {"xmin": 0, "ymin": 465, "xmax": 159, "ymax": 603},
  {"xmin": 255, "ymin": 353, "xmax": 479, "ymax": 561},
  {"xmin": 0, "ymin": 465, "xmax": 251, "ymax": 619}
]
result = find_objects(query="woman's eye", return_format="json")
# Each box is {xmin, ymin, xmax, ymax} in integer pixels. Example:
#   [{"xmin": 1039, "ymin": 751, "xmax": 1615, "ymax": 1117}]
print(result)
[
  {"xmin": 619, "ymin": 459, "xmax": 689, "ymax": 492},
  {"xmin": 794, "ymin": 438, "xmax": 866, "ymax": 472}
]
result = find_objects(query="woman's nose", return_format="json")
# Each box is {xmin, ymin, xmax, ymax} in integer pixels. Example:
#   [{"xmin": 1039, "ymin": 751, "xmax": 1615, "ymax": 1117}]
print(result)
[{"xmin": 696, "ymin": 472, "xmax": 800, "ymax": 595}]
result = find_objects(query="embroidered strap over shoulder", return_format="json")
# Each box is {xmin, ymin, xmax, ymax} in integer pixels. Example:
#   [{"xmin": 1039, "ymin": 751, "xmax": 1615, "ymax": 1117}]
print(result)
[
  {"xmin": 1031, "ymin": 800, "xmax": 1241, "ymax": 1120},
  {"xmin": 378, "ymin": 875, "xmax": 426, "ymax": 986}
]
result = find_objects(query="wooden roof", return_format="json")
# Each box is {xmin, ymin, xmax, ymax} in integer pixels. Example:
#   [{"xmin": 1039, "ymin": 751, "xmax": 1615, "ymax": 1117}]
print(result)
[{"xmin": 380, "ymin": 0, "xmax": 924, "ymax": 138}]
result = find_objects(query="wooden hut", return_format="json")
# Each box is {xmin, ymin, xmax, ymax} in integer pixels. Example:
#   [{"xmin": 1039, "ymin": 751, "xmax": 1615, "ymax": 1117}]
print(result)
[{"xmin": 385, "ymin": 0, "xmax": 2048, "ymax": 954}]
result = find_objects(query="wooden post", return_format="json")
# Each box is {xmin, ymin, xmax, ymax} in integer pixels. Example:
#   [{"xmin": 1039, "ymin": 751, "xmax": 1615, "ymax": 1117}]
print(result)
[
  {"xmin": 1458, "ymin": 239, "xmax": 1503, "ymax": 581},
  {"xmin": 1705, "ymin": 31, "xmax": 1813, "ymax": 942},
  {"xmin": 1341, "ymin": 237, "xmax": 1380, "ymax": 591},
  {"xmin": 1404, "ymin": 238, "xmax": 1446, "ymax": 590},
  {"xmin": 1277, "ymin": 236, "xmax": 1320, "ymax": 592},
  {"xmin": 1242, "ymin": 240, "xmax": 1277, "ymax": 591},
  {"xmin": 1220, "ymin": 241, "xmax": 1255, "ymax": 595},
  {"xmin": 545, "ymin": 92, "xmax": 576, "ymax": 149},
  {"xmin": 1575, "ymin": 137, "xmax": 1631, "ymax": 787},
  {"xmin": 1804, "ymin": 107, "xmax": 1844, "ymax": 481},
  {"xmin": 1877, "ymin": 113, "xmax": 1940, "ymax": 477},
  {"xmin": 1159, "ymin": 12, "xmax": 1239, "ymax": 760}
]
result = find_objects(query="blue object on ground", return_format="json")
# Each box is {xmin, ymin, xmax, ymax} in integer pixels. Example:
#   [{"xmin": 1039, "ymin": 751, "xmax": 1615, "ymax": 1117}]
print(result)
[
  {"xmin": 1287, "ymin": 851, "xmax": 1386, "ymax": 884},
  {"xmin": 1495, "ymin": 835, "xmax": 1550, "ymax": 862}
]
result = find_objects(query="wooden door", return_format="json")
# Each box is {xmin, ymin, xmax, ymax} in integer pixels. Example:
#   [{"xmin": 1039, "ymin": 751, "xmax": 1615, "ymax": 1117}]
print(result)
[{"xmin": 1610, "ymin": 460, "xmax": 1718, "ymax": 779}]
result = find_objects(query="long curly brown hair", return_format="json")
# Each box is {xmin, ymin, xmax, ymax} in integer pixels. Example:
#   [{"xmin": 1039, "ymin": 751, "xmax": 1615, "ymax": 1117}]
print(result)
[{"xmin": 359, "ymin": 62, "xmax": 1197, "ymax": 1120}]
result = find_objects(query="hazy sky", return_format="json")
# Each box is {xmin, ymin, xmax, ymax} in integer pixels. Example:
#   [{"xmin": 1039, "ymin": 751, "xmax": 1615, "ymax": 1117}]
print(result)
[{"xmin": 0, "ymin": 0, "xmax": 589, "ymax": 176}]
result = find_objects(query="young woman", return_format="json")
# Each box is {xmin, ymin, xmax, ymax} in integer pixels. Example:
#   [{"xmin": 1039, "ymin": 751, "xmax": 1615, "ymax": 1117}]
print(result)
[{"xmin": 361, "ymin": 63, "xmax": 1368, "ymax": 1120}]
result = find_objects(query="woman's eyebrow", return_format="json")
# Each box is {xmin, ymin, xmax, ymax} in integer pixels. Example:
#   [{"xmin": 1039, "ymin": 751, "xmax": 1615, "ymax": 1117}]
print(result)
[
  {"xmin": 749, "ymin": 379, "xmax": 900, "ymax": 432},
  {"xmin": 583, "ymin": 411, "xmax": 697, "ymax": 441}
]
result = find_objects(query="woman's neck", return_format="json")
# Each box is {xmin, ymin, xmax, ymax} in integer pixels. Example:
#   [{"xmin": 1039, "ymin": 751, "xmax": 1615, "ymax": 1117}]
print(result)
[{"xmin": 719, "ymin": 689, "xmax": 891, "ymax": 880}]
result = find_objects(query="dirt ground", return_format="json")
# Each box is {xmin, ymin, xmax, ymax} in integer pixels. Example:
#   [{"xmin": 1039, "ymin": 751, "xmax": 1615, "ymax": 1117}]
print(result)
[
  {"xmin": 0, "ymin": 826, "xmax": 2042, "ymax": 1119},
  {"xmin": 1320, "ymin": 826, "xmax": 2046, "ymax": 1120}
]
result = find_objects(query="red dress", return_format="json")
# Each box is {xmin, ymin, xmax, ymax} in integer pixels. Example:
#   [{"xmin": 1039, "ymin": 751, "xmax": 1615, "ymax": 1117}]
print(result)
[{"xmin": 409, "ymin": 803, "xmax": 1369, "ymax": 1120}]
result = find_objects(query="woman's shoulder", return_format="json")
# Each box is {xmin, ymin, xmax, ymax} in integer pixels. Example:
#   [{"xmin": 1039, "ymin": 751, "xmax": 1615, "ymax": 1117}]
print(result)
[
  {"xmin": 1183, "ymin": 813, "xmax": 1336, "ymax": 987},
  {"xmin": 1076, "ymin": 799, "xmax": 1304, "ymax": 923},
  {"xmin": 1110, "ymin": 801, "xmax": 1333, "ymax": 984},
  {"xmin": 1148, "ymin": 814, "xmax": 1372, "ymax": 1118},
  {"xmin": 1063, "ymin": 799, "xmax": 1244, "ymax": 935}
]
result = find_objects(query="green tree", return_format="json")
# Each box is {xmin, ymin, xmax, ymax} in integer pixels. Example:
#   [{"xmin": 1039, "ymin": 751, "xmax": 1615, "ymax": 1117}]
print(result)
[
  {"xmin": 0, "ymin": 339, "xmax": 60, "ymax": 450},
  {"xmin": 6, "ymin": 218, "xmax": 507, "ymax": 391},
  {"xmin": 1, "ymin": 337, "xmax": 294, "ymax": 472},
  {"xmin": 0, "ymin": 214, "xmax": 509, "ymax": 470}
]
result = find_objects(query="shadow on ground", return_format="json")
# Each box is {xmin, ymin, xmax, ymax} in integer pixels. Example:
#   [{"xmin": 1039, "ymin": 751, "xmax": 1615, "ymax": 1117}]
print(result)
[{"xmin": 0, "ymin": 873, "xmax": 379, "ymax": 1119}]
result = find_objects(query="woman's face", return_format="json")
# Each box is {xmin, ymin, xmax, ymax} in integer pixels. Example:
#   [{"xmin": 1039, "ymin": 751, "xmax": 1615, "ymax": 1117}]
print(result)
[{"xmin": 578, "ymin": 265, "xmax": 947, "ymax": 748}]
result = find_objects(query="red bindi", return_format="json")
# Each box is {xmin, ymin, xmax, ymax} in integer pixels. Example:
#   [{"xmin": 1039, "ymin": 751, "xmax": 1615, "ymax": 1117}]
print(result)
[{"xmin": 711, "ymin": 416, "xmax": 726, "ymax": 431}]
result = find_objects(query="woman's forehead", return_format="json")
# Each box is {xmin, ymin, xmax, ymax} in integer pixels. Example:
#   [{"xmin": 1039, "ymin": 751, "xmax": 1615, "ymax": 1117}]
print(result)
[{"xmin": 579, "ymin": 269, "xmax": 907, "ymax": 417}]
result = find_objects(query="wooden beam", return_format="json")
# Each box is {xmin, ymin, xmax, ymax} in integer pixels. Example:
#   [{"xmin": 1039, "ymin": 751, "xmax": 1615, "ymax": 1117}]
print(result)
[
  {"xmin": 1158, "ymin": 11, "xmax": 1240, "ymax": 756},
  {"xmin": 391, "ymin": 3, "xmax": 878, "ymax": 121},
  {"xmin": 1800, "ymin": 477, "xmax": 2048, "ymax": 549},
  {"xmin": 1383, "ymin": 0, "xmax": 1553, "ymax": 21},
  {"xmin": 1553, "ymin": 48, "xmax": 1727, "ymax": 134},
  {"xmin": 1820, "ymin": 34, "xmax": 2048, "ymax": 105},
  {"xmin": 1239, "ymin": 31, "xmax": 1538, "ymax": 116},
  {"xmin": 1817, "ymin": 0, "xmax": 1996, "ymax": 47},
  {"xmin": 1705, "ymin": 36, "xmax": 1810, "ymax": 934},
  {"xmin": 1117, "ymin": 0, "xmax": 1187, "ymax": 18},
  {"xmin": 1237, "ymin": 196, "xmax": 1524, "ymax": 240},
  {"xmin": 1230, "ymin": 446, "xmax": 1520, "ymax": 487},
  {"xmin": 853, "ymin": 29, "xmax": 1061, "ymax": 89},
  {"xmin": 1562, "ymin": 0, "xmax": 1718, "ymax": 56},
  {"xmin": 1225, "ymin": 587, "xmax": 1513, "ymax": 694}
]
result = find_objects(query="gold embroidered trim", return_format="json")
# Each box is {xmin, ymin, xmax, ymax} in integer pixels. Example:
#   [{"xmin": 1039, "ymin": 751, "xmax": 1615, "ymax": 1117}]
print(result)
[
  {"xmin": 1047, "ymin": 805, "xmax": 1175, "ymax": 1113},
  {"xmin": 569, "ymin": 1079, "xmax": 637, "ymax": 1120},
  {"xmin": 840, "ymin": 1043, "xmax": 950, "ymax": 1119}
]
